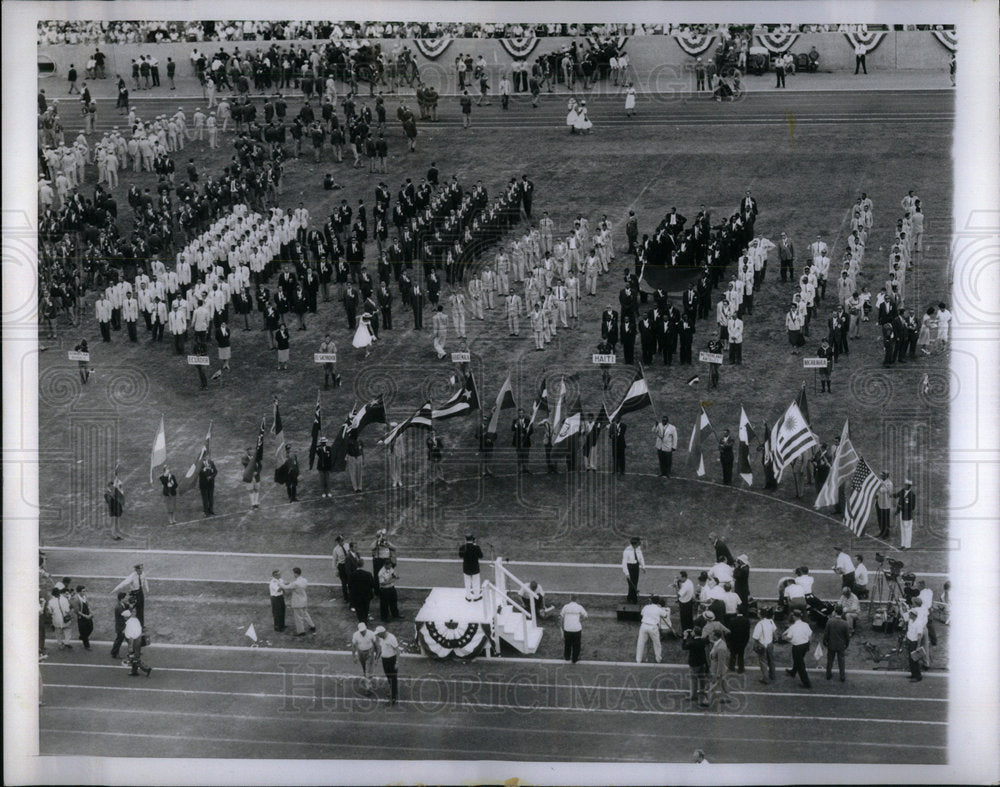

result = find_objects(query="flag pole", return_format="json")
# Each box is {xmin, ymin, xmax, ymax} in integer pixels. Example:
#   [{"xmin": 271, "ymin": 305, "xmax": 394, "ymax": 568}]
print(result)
[{"xmin": 639, "ymin": 362, "xmax": 662, "ymax": 422}]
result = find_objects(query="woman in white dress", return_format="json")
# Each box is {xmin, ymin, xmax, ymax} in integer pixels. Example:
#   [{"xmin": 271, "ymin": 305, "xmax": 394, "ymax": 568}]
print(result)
[
  {"xmin": 352, "ymin": 309, "xmax": 377, "ymax": 358},
  {"xmin": 917, "ymin": 306, "xmax": 937, "ymax": 355},
  {"xmin": 566, "ymin": 98, "xmax": 578, "ymax": 133},
  {"xmin": 574, "ymin": 101, "xmax": 593, "ymax": 134},
  {"xmin": 624, "ymin": 82, "xmax": 637, "ymax": 117}
]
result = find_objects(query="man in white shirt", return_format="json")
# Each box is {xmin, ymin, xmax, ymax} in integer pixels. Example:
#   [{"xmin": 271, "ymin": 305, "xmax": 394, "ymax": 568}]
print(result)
[
  {"xmin": 676, "ymin": 571, "xmax": 696, "ymax": 631},
  {"xmin": 904, "ymin": 609, "xmax": 926, "ymax": 681},
  {"xmin": 268, "ymin": 569, "xmax": 286, "ymax": 632},
  {"xmin": 853, "ymin": 555, "xmax": 869, "ymax": 599},
  {"xmin": 783, "ymin": 611, "xmax": 813, "ymax": 687},
  {"xmin": 622, "ymin": 537, "xmax": 645, "ymax": 604},
  {"xmin": 352, "ymin": 622, "xmax": 378, "ymax": 689},
  {"xmin": 559, "ymin": 594, "xmax": 588, "ymax": 663},
  {"xmin": 112, "ymin": 564, "xmax": 149, "ymax": 625},
  {"xmin": 751, "ymin": 607, "xmax": 777, "ymax": 683},
  {"xmin": 636, "ymin": 595, "xmax": 669, "ymax": 663},
  {"xmin": 833, "ymin": 547, "xmax": 855, "ymax": 590},
  {"xmin": 854, "ymin": 42, "xmax": 868, "ymax": 74},
  {"xmin": 48, "ymin": 588, "xmax": 73, "ymax": 649},
  {"xmin": 709, "ymin": 560, "xmax": 734, "ymax": 586},
  {"xmin": 375, "ymin": 626, "xmax": 401, "ymax": 705}
]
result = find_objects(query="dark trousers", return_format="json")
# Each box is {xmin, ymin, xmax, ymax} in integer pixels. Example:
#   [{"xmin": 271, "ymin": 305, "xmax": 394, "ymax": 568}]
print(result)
[
  {"xmin": 174, "ymin": 333, "xmax": 186, "ymax": 354},
  {"xmin": 825, "ymin": 649, "xmax": 846, "ymax": 680},
  {"xmin": 337, "ymin": 564, "xmax": 350, "ymax": 601},
  {"xmin": 200, "ymin": 483, "xmax": 214, "ymax": 514},
  {"xmin": 626, "ymin": 563, "xmax": 640, "ymax": 604},
  {"xmin": 354, "ymin": 597, "xmax": 371, "ymax": 622},
  {"xmin": 126, "ymin": 321, "xmax": 137, "ymax": 341},
  {"xmin": 379, "ymin": 586, "xmax": 400, "ymax": 621},
  {"xmin": 855, "ymin": 55, "xmax": 867, "ymax": 74},
  {"xmin": 780, "ymin": 259, "xmax": 794, "ymax": 281},
  {"xmin": 111, "ymin": 628, "xmax": 126, "ymax": 658},
  {"xmin": 721, "ymin": 459, "xmax": 734, "ymax": 484},
  {"xmin": 134, "ymin": 589, "xmax": 145, "ymax": 626},
  {"xmin": 789, "ymin": 642, "xmax": 811, "ymax": 686},
  {"xmin": 679, "ymin": 600, "xmax": 694, "ymax": 632},
  {"xmin": 372, "ymin": 558, "xmax": 386, "ymax": 595},
  {"xmin": 100, "ymin": 321, "xmax": 111, "ymax": 341},
  {"xmin": 382, "ymin": 655, "xmax": 399, "ymax": 701},
  {"xmin": 271, "ymin": 595, "xmax": 286, "ymax": 631},
  {"xmin": 775, "ymin": 67, "xmax": 785, "ymax": 88},
  {"xmin": 841, "ymin": 571, "xmax": 855, "ymax": 590},
  {"xmin": 657, "ymin": 449, "xmax": 672, "ymax": 477},
  {"xmin": 563, "ymin": 630, "xmax": 582, "ymax": 662},
  {"xmin": 78, "ymin": 618, "xmax": 94, "ymax": 647},
  {"xmin": 876, "ymin": 506, "xmax": 891, "ymax": 537},
  {"xmin": 907, "ymin": 638, "xmax": 922, "ymax": 680}
]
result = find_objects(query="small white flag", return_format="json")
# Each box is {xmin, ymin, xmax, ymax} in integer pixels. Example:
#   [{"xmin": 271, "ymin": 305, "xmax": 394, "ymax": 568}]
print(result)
[{"xmin": 245, "ymin": 623, "xmax": 258, "ymax": 642}]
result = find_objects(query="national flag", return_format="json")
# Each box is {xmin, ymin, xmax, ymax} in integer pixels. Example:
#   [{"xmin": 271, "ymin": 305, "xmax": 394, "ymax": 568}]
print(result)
[
  {"xmin": 245, "ymin": 623, "xmax": 258, "ymax": 643},
  {"xmin": 687, "ymin": 405, "xmax": 715, "ymax": 477},
  {"xmin": 584, "ymin": 405, "xmax": 610, "ymax": 451},
  {"xmin": 771, "ymin": 401, "xmax": 818, "ymax": 481},
  {"xmin": 329, "ymin": 411, "xmax": 354, "ymax": 473},
  {"xmin": 432, "ymin": 372, "xmax": 480, "ymax": 419},
  {"xmin": 380, "ymin": 401, "xmax": 433, "ymax": 447},
  {"xmin": 610, "ymin": 365, "xmax": 653, "ymax": 421},
  {"xmin": 553, "ymin": 397, "xmax": 582, "ymax": 444},
  {"xmin": 815, "ymin": 419, "xmax": 859, "ymax": 510},
  {"xmin": 738, "ymin": 406, "xmax": 755, "ymax": 486},
  {"xmin": 178, "ymin": 421, "xmax": 213, "ymax": 495},
  {"xmin": 349, "ymin": 395, "xmax": 387, "ymax": 432},
  {"xmin": 795, "ymin": 383, "xmax": 811, "ymax": 432},
  {"xmin": 272, "ymin": 399, "xmax": 285, "ymax": 459},
  {"xmin": 529, "ymin": 377, "xmax": 548, "ymax": 426},
  {"xmin": 149, "ymin": 415, "xmax": 166, "ymax": 482},
  {"xmin": 310, "ymin": 391, "xmax": 322, "ymax": 459},
  {"xmin": 242, "ymin": 417, "xmax": 266, "ymax": 482},
  {"xmin": 551, "ymin": 374, "xmax": 578, "ymax": 432},
  {"xmin": 844, "ymin": 455, "xmax": 882, "ymax": 536},
  {"xmin": 487, "ymin": 372, "xmax": 517, "ymax": 438}
]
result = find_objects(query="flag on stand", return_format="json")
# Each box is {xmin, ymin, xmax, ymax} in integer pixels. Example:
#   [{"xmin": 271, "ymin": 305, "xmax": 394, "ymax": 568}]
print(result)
[
  {"xmin": 738, "ymin": 406, "xmax": 756, "ymax": 486},
  {"xmin": 432, "ymin": 372, "xmax": 480, "ymax": 419},
  {"xmin": 585, "ymin": 405, "xmax": 610, "ymax": 452},
  {"xmin": 309, "ymin": 391, "xmax": 322, "ymax": 462},
  {"xmin": 149, "ymin": 415, "xmax": 166, "ymax": 482},
  {"xmin": 379, "ymin": 402, "xmax": 433, "ymax": 447},
  {"xmin": 815, "ymin": 419, "xmax": 859, "ymax": 509},
  {"xmin": 844, "ymin": 455, "xmax": 882, "ymax": 536},
  {"xmin": 687, "ymin": 405, "xmax": 715, "ymax": 477},
  {"xmin": 610, "ymin": 365, "xmax": 653, "ymax": 421},
  {"xmin": 349, "ymin": 395, "xmax": 387, "ymax": 432},
  {"xmin": 770, "ymin": 400, "xmax": 818, "ymax": 481},
  {"xmin": 486, "ymin": 372, "xmax": 517, "ymax": 438},
  {"xmin": 178, "ymin": 421, "xmax": 213, "ymax": 495},
  {"xmin": 553, "ymin": 397, "xmax": 582, "ymax": 444},
  {"xmin": 529, "ymin": 377, "xmax": 548, "ymax": 426},
  {"xmin": 272, "ymin": 399, "xmax": 285, "ymax": 459},
  {"xmin": 242, "ymin": 417, "xmax": 266, "ymax": 482}
]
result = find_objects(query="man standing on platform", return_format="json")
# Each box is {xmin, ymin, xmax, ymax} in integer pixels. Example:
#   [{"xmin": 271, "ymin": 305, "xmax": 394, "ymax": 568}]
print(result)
[
  {"xmin": 268, "ymin": 569, "xmax": 286, "ymax": 632},
  {"xmin": 622, "ymin": 537, "xmax": 645, "ymax": 604},
  {"xmin": 459, "ymin": 534, "xmax": 484, "ymax": 601}
]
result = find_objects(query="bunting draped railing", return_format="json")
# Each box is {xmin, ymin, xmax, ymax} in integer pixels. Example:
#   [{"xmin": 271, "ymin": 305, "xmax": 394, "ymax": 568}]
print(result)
[
  {"xmin": 842, "ymin": 29, "xmax": 888, "ymax": 53},
  {"xmin": 672, "ymin": 30, "xmax": 717, "ymax": 57},
  {"xmin": 930, "ymin": 29, "xmax": 957, "ymax": 52},
  {"xmin": 754, "ymin": 31, "xmax": 800, "ymax": 54},
  {"xmin": 412, "ymin": 37, "xmax": 453, "ymax": 60}
]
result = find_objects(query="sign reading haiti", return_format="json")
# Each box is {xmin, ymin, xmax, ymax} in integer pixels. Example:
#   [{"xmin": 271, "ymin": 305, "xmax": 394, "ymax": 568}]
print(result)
[
  {"xmin": 187, "ymin": 355, "xmax": 211, "ymax": 366},
  {"xmin": 68, "ymin": 351, "xmax": 90, "ymax": 362},
  {"xmin": 451, "ymin": 352, "xmax": 471, "ymax": 363},
  {"xmin": 592, "ymin": 354, "xmax": 617, "ymax": 364},
  {"xmin": 314, "ymin": 353, "xmax": 337, "ymax": 363},
  {"xmin": 699, "ymin": 352, "xmax": 724, "ymax": 365},
  {"xmin": 803, "ymin": 357, "xmax": 829, "ymax": 369}
]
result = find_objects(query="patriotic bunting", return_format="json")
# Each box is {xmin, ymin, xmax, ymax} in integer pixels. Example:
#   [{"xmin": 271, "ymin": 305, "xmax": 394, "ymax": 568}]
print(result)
[
  {"xmin": 930, "ymin": 29, "xmax": 957, "ymax": 52},
  {"xmin": 672, "ymin": 30, "xmax": 717, "ymax": 57},
  {"xmin": 843, "ymin": 30, "xmax": 888, "ymax": 53},
  {"xmin": 499, "ymin": 37, "xmax": 541, "ymax": 59},
  {"xmin": 413, "ymin": 38, "xmax": 453, "ymax": 60},
  {"xmin": 754, "ymin": 31, "xmax": 800, "ymax": 54}
]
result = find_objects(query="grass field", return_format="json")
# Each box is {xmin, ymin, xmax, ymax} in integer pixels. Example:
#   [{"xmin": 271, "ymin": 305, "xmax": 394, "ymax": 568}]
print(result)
[{"xmin": 39, "ymin": 90, "xmax": 954, "ymax": 597}]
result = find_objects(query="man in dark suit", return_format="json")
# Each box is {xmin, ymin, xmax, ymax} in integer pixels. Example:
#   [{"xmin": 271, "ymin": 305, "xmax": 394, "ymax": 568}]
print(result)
[
  {"xmin": 198, "ymin": 453, "xmax": 218, "ymax": 516},
  {"xmin": 512, "ymin": 409, "xmax": 534, "ymax": 474},
  {"xmin": 778, "ymin": 232, "xmax": 795, "ymax": 282},
  {"xmin": 740, "ymin": 190, "xmax": 758, "ymax": 223},
  {"xmin": 342, "ymin": 283, "xmax": 359, "ymax": 330},
  {"xmin": 410, "ymin": 283, "xmax": 424, "ymax": 329},
  {"xmin": 665, "ymin": 207, "xmax": 686, "ymax": 238},
  {"xmin": 822, "ymin": 608, "xmax": 852, "ymax": 682},
  {"xmin": 520, "ymin": 174, "xmax": 534, "ymax": 218},
  {"xmin": 611, "ymin": 421, "xmax": 627, "ymax": 475},
  {"xmin": 349, "ymin": 559, "xmax": 376, "ymax": 622},
  {"xmin": 600, "ymin": 307, "xmax": 619, "ymax": 349}
]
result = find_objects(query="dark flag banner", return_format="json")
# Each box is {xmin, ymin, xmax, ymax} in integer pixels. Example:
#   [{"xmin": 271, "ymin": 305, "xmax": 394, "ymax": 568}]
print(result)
[
  {"xmin": 610, "ymin": 365, "xmax": 653, "ymax": 421},
  {"xmin": 380, "ymin": 402, "xmax": 434, "ymax": 447},
  {"xmin": 432, "ymin": 372, "xmax": 480, "ymax": 419},
  {"xmin": 242, "ymin": 417, "xmax": 266, "ymax": 483}
]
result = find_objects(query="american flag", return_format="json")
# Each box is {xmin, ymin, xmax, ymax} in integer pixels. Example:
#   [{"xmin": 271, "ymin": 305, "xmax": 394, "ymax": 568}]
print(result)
[{"xmin": 845, "ymin": 456, "xmax": 882, "ymax": 536}]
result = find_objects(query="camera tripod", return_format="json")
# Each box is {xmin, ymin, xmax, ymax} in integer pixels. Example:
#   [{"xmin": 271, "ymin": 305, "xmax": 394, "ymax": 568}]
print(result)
[{"xmin": 867, "ymin": 559, "xmax": 907, "ymax": 626}]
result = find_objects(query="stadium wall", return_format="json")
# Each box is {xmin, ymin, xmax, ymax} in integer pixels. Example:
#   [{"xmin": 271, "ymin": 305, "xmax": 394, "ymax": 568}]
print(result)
[{"xmin": 37, "ymin": 31, "xmax": 952, "ymax": 89}]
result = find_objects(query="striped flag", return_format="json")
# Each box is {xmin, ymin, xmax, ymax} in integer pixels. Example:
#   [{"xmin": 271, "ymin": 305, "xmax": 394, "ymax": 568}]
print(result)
[
  {"xmin": 242, "ymin": 417, "xmax": 266, "ymax": 482},
  {"xmin": 349, "ymin": 395, "xmax": 387, "ymax": 432},
  {"xmin": 610, "ymin": 365, "xmax": 653, "ymax": 421},
  {"xmin": 585, "ymin": 405, "xmax": 610, "ymax": 452},
  {"xmin": 432, "ymin": 372, "xmax": 480, "ymax": 419},
  {"xmin": 738, "ymin": 406, "xmax": 755, "ymax": 486},
  {"xmin": 379, "ymin": 402, "xmax": 433, "ymax": 447},
  {"xmin": 795, "ymin": 383, "xmax": 811, "ymax": 431},
  {"xmin": 815, "ymin": 419, "xmax": 859, "ymax": 510},
  {"xmin": 486, "ymin": 372, "xmax": 516, "ymax": 438},
  {"xmin": 309, "ymin": 391, "xmax": 322, "ymax": 461},
  {"xmin": 553, "ymin": 397, "xmax": 582, "ymax": 444},
  {"xmin": 845, "ymin": 455, "xmax": 882, "ymax": 536},
  {"xmin": 272, "ymin": 399, "xmax": 285, "ymax": 459},
  {"xmin": 771, "ymin": 401, "xmax": 818, "ymax": 481},
  {"xmin": 529, "ymin": 377, "xmax": 548, "ymax": 426},
  {"xmin": 687, "ymin": 405, "xmax": 715, "ymax": 477},
  {"xmin": 178, "ymin": 421, "xmax": 213, "ymax": 495},
  {"xmin": 149, "ymin": 415, "xmax": 166, "ymax": 482}
]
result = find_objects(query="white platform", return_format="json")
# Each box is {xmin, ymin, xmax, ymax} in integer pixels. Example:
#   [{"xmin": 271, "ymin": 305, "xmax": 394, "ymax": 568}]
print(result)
[{"xmin": 415, "ymin": 587, "xmax": 491, "ymax": 626}]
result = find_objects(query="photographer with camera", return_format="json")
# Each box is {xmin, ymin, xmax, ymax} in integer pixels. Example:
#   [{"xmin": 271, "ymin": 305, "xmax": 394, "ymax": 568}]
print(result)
[{"xmin": 371, "ymin": 529, "xmax": 397, "ymax": 597}]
